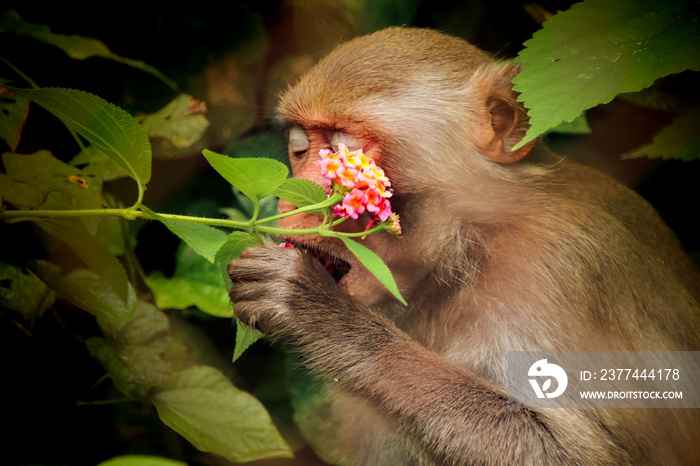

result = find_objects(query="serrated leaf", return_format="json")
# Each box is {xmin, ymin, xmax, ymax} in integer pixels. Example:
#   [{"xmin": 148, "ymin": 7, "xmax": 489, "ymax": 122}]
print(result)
[
  {"xmin": 0, "ymin": 151, "xmax": 103, "ymax": 208},
  {"xmin": 35, "ymin": 216, "xmax": 130, "ymax": 305},
  {"xmin": 32, "ymin": 262, "xmax": 136, "ymax": 325},
  {"xmin": 203, "ymin": 150, "xmax": 288, "ymax": 200},
  {"xmin": 547, "ymin": 112, "xmax": 591, "ymax": 135},
  {"xmin": 232, "ymin": 319, "xmax": 264, "ymax": 363},
  {"xmin": 624, "ymin": 106, "xmax": 700, "ymax": 161},
  {"xmin": 158, "ymin": 217, "xmax": 226, "ymax": 264},
  {"xmin": 513, "ymin": 0, "xmax": 700, "ymax": 149},
  {"xmin": 11, "ymin": 87, "xmax": 152, "ymax": 191},
  {"xmin": 140, "ymin": 94, "xmax": 209, "ymax": 151},
  {"xmin": 86, "ymin": 300, "xmax": 178, "ymax": 398},
  {"xmin": 0, "ymin": 85, "xmax": 29, "ymax": 151},
  {"xmin": 0, "ymin": 261, "xmax": 55, "ymax": 322},
  {"xmin": 227, "ymin": 131, "xmax": 289, "ymax": 165},
  {"xmin": 272, "ymin": 178, "xmax": 328, "ymax": 213},
  {"xmin": 70, "ymin": 145, "xmax": 130, "ymax": 181},
  {"xmin": 337, "ymin": 236, "xmax": 406, "ymax": 305},
  {"xmin": 146, "ymin": 243, "xmax": 231, "ymax": 317},
  {"xmin": 215, "ymin": 231, "xmax": 262, "ymax": 288},
  {"xmin": 147, "ymin": 271, "xmax": 232, "ymax": 318},
  {"xmin": 1, "ymin": 10, "xmax": 175, "ymax": 89},
  {"xmin": 151, "ymin": 366, "xmax": 292, "ymax": 463},
  {"xmin": 97, "ymin": 455, "xmax": 186, "ymax": 466}
]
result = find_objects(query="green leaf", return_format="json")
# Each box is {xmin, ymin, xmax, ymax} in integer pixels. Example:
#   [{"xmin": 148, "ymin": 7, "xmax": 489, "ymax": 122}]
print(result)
[
  {"xmin": 146, "ymin": 243, "xmax": 231, "ymax": 318},
  {"xmin": 227, "ymin": 131, "xmax": 288, "ymax": 165},
  {"xmin": 11, "ymin": 87, "xmax": 152, "ymax": 192},
  {"xmin": 337, "ymin": 236, "xmax": 406, "ymax": 305},
  {"xmin": 32, "ymin": 262, "xmax": 137, "ymax": 325},
  {"xmin": 513, "ymin": 0, "xmax": 700, "ymax": 149},
  {"xmin": 86, "ymin": 300, "xmax": 179, "ymax": 398},
  {"xmin": 0, "ymin": 10, "xmax": 176, "ymax": 89},
  {"xmin": 0, "ymin": 85, "xmax": 29, "ymax": 151},
  {"xmin": 0, "ymin": 261, "xmax": 55, "ymax": 322},
  {"xmin": 547, "ymin": 112, "xmax": 591, "ymax": 135},
  {"xmin": 232, "ymin": 319, "xmax": 264, "ymax": 363},
  {"xmin": 215, "ymin": 231, "xmax": 262, "ymax": 288},
  {"xmin": 147, "ymin": 272, "xmax": 232, "ymax": 318},
  {"xmin": 272, "ymin": 178, "xmax": 328, "ymax": 213},
  {"xmin": 97, "ymin": 455, "xmax": 186, "ymax": 466},
  {"xmin": 624, "ymin": 106, "xmax": 700, "ymax": 162},
  {"xmin": 151, "ymin": 366, "xmax": 292, "ymax": 463},
  {"xmin": 150, "ymin": 212, "xmax": 227, "ymax": 264},
  {"xmin": 0, "ymin": 151, "xmax": 103, "ymax": 208},
  {"xmin": 140, "ymin": 94, "xmax": 209, "ymax": 151},
  {"xmin": 35, "ymin": 215, "xmax": 130, "ymax": 305},
  {"xmin": 70, "ymin": 145, "xmax": 130, "ymax": 181},
  {"xmin": 215, "ymin": 232, "xmax": 264, "ymax": 359},
  {"xmin": 203, "ymin": 150, "xmax": 288, "ymax": 200}
]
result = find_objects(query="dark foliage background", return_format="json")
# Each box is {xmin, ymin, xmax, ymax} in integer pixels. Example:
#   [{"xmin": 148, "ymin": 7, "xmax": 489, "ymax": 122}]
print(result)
[{"xmin": 1, "ymin": 1, "xmax": 697, "ymax": 465}]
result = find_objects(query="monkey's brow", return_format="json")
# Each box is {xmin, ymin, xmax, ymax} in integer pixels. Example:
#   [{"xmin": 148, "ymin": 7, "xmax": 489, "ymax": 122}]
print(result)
[{"xmin": 280, "ymin": 119, "xmax": 348, "ymax": 133}]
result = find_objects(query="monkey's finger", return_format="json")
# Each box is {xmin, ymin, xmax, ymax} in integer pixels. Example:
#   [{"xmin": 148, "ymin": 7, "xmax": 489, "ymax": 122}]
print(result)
[
  {"xmin": 229, "ymin": 280, "xmax": 286, "ymax": 302},
  {"xmin": 233, "ymin": 299, "xmax": 288, "ymax": 334}
]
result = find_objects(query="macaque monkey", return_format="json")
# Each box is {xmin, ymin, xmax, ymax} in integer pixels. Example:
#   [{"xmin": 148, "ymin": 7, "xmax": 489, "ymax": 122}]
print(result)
[{"xmin": 229, "ymin": 28, "xmax": 700, "ymax": 465}]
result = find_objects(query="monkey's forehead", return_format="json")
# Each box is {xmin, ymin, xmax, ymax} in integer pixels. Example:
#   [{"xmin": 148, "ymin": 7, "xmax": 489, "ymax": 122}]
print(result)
[{"xmin": 278, "ymin": 27, "xmax": 491, "ymax": 122}]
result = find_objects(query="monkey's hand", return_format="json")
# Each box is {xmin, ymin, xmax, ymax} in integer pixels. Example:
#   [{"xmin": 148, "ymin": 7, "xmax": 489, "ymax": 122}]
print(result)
[{"xmin": 228, "ymin": 245, "xmax": 400, "ymax": 380}]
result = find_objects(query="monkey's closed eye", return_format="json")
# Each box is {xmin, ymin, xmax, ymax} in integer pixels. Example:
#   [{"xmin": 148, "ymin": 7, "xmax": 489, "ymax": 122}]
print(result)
[
  {"xmin": 331, "ymin": 132, "xmax": 362, "ymax": 152},
  {"xmin": 288, "ymin": 126, "xmax": 309, "ymax": 156}
]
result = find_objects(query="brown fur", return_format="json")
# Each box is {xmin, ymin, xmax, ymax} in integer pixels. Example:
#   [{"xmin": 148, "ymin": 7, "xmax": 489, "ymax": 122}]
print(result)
[{"xmin": 230, "ymin": 27, "xmax": 700, "ymax": 465}]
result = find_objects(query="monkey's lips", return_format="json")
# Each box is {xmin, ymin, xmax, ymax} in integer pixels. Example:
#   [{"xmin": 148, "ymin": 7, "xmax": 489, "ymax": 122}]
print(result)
[{"xmin": 295, "ymin": 243, "xmax": 351, "ymax": 283}]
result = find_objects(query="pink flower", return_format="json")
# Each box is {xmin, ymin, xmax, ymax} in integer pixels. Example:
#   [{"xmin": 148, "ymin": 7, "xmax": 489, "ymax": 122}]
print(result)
[{"xmin": 317, "ymin": 143, "xmax": 401, "ymax": 234}]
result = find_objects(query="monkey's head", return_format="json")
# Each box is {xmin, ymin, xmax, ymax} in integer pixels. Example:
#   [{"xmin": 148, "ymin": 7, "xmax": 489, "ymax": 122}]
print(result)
[{"xmin": 276, "ymin": 27, "xmax": 538, "ymax": 306}]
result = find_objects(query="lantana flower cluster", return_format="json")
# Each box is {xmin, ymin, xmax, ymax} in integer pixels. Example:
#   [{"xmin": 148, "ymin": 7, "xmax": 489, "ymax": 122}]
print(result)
[{"xmin": 318, "ymin": 143, "xmax": 401, "ymax": 235}]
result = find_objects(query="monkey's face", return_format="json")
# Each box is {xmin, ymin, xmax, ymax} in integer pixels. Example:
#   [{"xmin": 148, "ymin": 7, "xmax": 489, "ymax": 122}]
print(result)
[{"xmin": 277, "ymin": 125, "xmax": 419, "ymax": 306}]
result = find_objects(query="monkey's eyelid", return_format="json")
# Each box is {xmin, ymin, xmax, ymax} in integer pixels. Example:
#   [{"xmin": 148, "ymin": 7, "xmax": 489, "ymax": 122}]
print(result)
[
  {"xmin": 288, "ymin": 126, "xmax": 310, "ymax": 153},
  {"xmin": 331, "ymin": 132, "xmax": 362, "ymax": 152}
]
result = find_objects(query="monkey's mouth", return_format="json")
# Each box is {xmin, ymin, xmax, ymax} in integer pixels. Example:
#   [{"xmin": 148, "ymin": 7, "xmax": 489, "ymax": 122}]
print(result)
[{"xmin": 297, "ymin": 244, "xmax": 351, "ymax": 283}]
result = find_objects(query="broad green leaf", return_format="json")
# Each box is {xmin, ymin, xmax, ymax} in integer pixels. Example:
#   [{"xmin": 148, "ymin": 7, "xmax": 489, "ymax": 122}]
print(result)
[
  {"xmin": 0, "ymin": 152, "xmax": 103, "ymax": 208},
  {"xmin": 0, "ymin": 151, "xmax": 104, "ymax": 233},
  {"xmin": 215, "ymin": 231, "xmax": 262, "ymax": 288},
  {"xmin": 547, "ymin": 112, "xmax": 591, "ymax": 135},
  {"xmin": 146, "ymin": 243, "xmax": 231, "ymax": 317},
  {"xmin": 1, "ymin": 10, "xmax": 176, "ymax": 89},
  {"xmin": 227, "ymin": 131, "xmax": 288, "ymax": 165},
  {"xmin": 272, "ymin": 178, "xmax": 328, "ymax": 213},
  {"xmin": 11, "ymin": 87, "xmax": 152, "ymax": 191},
  {"xmin": 151, "ymin": 366, "xmax": 292, "ymax": 462},
  {"xmin": 513, "ymin": 0, "xmax": 700, "ymax": 149},
  {"xmin": 0, "ymin": 85, "xmax": 28, "ymax": 151},
  {"xmin": 98, "ymin": 455, "xmax": 186, "ymax": 466},
  {"xmin": 147, "ymin": 271, "xmax": 231, "ymax": 318},
  {"xmin": 0, "ymin": 261, "xmax": 55, "ymax": 322},
  {"xmin": 232, "ymin": 319, "xmax": 264, "ymax": 363},
  {"xmin": 86, "ymin": 300, "xmax": 181, "ymax": 398},
  {"xmin": 70, "ymin": 145, "xmax": 130, "ymax": 181},
  {"xmin": 624, "ymin": 106, "xmax": 700, "ymax": 162},
  {"xmin": 156, "ymin": 216, "xmax": 226, "ymax": 264},
  {"xmin": 203, "ymin": 150, "xmax": 288, "ymax": 200},
  {"xmin": 338, "ymin": 236, "xmax": 406, "ymax": 305},
  {"xmin": 140, "ymin": 94, "xmax": 209, "ymax": 152},
  {"xmin": 36, "ymin": 215, "xmax": 130, "ymax": 305},
  {"xmin": 32, "ymin": 262, "xmax": 136, "ymax": 325},
  {"xmin": 215, "ymin": 232, "xmax": 264, "ymax": 359}
]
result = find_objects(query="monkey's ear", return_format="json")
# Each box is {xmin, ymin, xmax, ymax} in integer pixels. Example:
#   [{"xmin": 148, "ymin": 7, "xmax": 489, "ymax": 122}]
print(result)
[{"xmin": 480, "ymin": 66, "xmax": 536, "ymax": 164}]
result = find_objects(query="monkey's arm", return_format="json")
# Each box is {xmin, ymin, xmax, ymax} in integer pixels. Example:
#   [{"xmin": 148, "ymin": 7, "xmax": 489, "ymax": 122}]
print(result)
[{"xmin": 229, "ymin": 246, "xmax": 621, "ymax": 466}]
